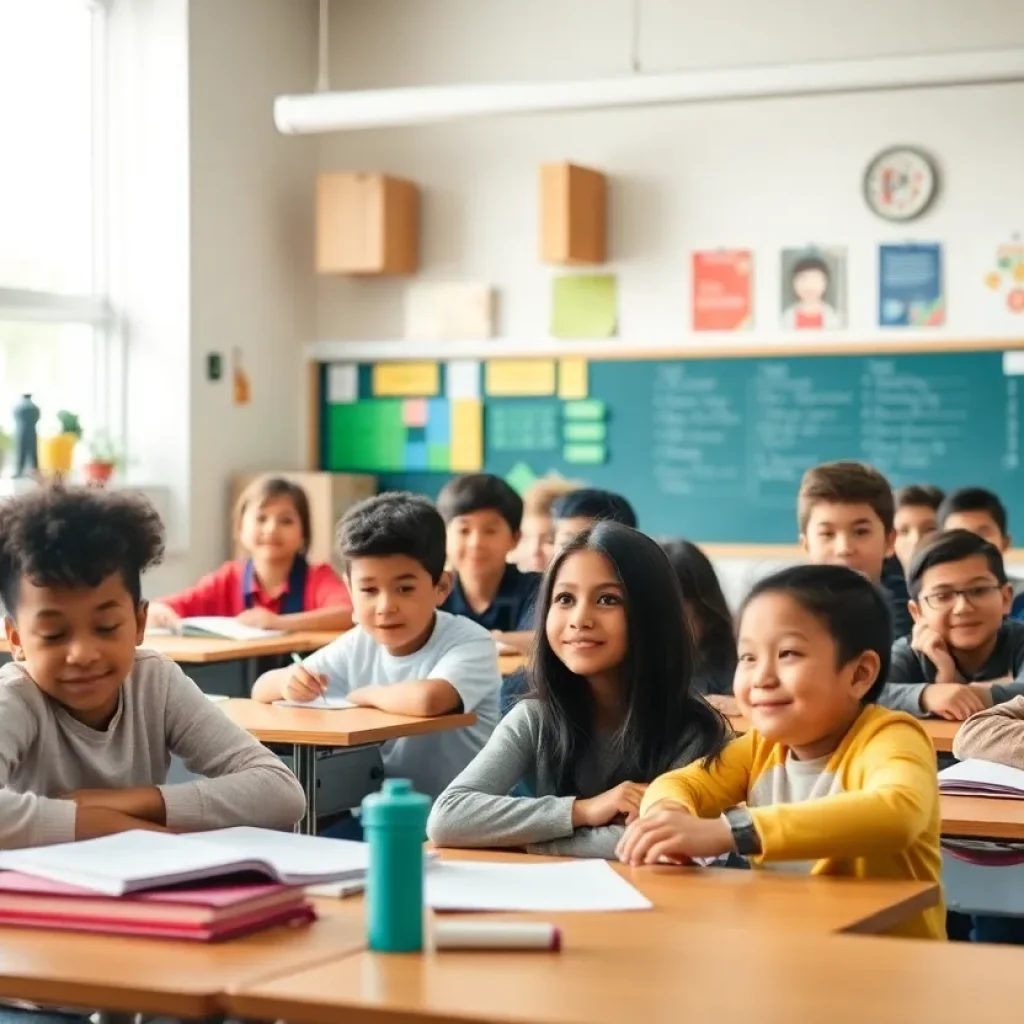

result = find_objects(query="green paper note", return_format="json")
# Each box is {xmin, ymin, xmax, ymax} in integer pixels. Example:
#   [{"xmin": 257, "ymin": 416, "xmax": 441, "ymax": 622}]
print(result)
[
  {"xmin": 427, "ymin": 443, "xmax": 451, "ymax": 471},
  {"xmin": 552, "ymin": 275, "xmax": 618, "ymax": 339},
  {"xmin": 563, "ymin": 421, "xmax": 607, "ymax": 443},
  {"xmin": 563, "ymin": 399, "xmax": 606, "ymax": 421},
  {"xmin": 564, "ymin": 443, "xmax": 607, "ymax": 465},
  {"xmin": 504, "ymin": 461, "xmax": 537, "ymax": 495}
]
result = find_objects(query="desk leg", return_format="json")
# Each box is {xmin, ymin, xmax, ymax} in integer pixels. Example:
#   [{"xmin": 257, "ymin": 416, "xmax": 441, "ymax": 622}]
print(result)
[{"xmin": 293, "ymin": 744, "xmax": 318, "ymax": 836}]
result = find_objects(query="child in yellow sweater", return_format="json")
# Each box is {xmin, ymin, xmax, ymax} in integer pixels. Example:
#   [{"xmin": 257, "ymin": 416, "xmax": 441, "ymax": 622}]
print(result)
[{"xmin": 617, "ymin": 563, "xmax": 945, "ymax": 940}]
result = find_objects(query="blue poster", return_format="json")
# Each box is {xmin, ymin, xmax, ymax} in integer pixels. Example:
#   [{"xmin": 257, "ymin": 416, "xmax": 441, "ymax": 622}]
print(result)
[{"xmin": 879, "ymin": 243, "xmax": 944, "ymax": 327}]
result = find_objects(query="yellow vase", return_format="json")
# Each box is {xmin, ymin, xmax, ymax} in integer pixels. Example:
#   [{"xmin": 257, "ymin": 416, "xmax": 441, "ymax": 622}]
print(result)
[{"xmin": 38, "ymin": 433, "xmax": 78, "ymax": 477}]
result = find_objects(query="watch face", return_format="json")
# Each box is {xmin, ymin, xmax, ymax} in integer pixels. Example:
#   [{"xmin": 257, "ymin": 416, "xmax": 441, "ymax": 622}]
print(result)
[{"xmin": 864, "ymin": 147, "xmax": 938, "ymax": 222}]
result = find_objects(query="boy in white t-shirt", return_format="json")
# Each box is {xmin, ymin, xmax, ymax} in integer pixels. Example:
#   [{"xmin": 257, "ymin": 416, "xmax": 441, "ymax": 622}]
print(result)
[{"xmin": 253, "ymin": 492, "xmax": 499, "ymax": 799}]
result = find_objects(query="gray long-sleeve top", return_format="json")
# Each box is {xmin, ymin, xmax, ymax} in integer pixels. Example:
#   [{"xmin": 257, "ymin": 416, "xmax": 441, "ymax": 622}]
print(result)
[
  {"xmin": 879, "ymin": 620, "xmax": 1024, "ymax": 717},
  {"xmin": 427, "ymin": 698, "xmax": 708, "ymax": 859}
]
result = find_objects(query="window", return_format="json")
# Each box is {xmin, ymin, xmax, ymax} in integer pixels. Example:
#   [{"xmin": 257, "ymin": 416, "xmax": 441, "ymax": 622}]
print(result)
[{"xmin": 0, "ymin": 0, "xmax": 109, "ymax": 445}]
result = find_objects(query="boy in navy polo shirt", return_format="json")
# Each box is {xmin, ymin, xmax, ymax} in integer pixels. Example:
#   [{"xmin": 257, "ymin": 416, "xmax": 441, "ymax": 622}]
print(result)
[{"xmin": 438, "ymin": 474, "xmax": 540, "ymax": 655}]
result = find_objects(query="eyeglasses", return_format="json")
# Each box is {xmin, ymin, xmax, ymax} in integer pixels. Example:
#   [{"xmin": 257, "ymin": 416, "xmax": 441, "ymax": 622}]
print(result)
[{"xmin": 920, "ymin": 585, "xmax": 1003, "ymax": 611}]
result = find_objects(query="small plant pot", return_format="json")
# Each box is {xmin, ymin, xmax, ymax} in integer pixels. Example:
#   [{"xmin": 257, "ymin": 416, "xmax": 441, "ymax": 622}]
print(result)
[
  {"xmin": 83, "ymin": 461, "xmax": 115, "ymax": 485},
  {"xmin": 38, "ymin": 433, "xmax": 78, "ymax": 477}
]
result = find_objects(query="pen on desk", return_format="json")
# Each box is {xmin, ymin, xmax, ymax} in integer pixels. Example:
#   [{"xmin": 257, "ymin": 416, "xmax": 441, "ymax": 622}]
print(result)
[{"xmin": 290, "ymin": 652, "xmax": 327, "ymax": 705}]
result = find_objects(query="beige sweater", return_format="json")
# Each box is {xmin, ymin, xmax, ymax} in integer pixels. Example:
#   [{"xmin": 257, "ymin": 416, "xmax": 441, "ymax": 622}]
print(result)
[
  {"xmin": 0, "ymin": 649, "xmax": 306, "ymax": 849},
  {"xmin": 953, "ymin": 695, "xmax": 1024, "ymax": 769}
]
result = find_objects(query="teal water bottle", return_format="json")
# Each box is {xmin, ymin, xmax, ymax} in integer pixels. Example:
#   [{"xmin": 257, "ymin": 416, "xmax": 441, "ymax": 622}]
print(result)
[{"xmin": 361, "ymin": 778, "xmax": 430, "ymax": 952}]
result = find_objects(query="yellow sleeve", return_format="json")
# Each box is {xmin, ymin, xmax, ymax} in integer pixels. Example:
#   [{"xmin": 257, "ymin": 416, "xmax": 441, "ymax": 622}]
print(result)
[
  {"xmin": 749, "ymin": 719, "xmax": 937, "ymax": 864},
  {"xmin": 640, "ymin": 732, "xmax": 755, "ymax": 818}
]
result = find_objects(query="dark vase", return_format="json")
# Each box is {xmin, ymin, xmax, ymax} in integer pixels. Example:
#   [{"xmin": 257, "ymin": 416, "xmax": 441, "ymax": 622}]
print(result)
[{"xmin": 13, "ymin": 393, "xmax": 40, "ymax": 478}]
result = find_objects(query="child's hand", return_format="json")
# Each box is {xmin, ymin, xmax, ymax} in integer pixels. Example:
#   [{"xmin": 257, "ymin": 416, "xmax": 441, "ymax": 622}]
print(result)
[
  {"xmin": 706, "ymin": 694, "xmax": 740, "ymax": 717},
  {"xmin": 920, "ymin": 682, "xmax": 990, "ymax": 720},
  {"xmin": 282, "ymin": 664, "xmax": 327, "ymax": 703},
  {"xmin": 616, "ymin": 806, "xmax": 733, "ymax": 866},
  {"xmin": 572, "ymin": 782, "xmax": 648, "ymax": 828},
  {"xmin": 146, "ymin": 602, "xmax": 181, "ymax": 630},
  {"xmin": 910, "ymin": 622, "xmax": 959, "ymax": 682},
  {"xmin": 236, "ymin": 607, "xmax": 283, "ymax": 630}
]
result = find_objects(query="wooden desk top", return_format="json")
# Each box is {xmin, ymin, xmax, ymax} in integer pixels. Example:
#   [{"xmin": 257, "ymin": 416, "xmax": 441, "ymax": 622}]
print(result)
[
  {"xmin": 139, "ymin": 630, "xmax": 338, "ymax": 664},
  {"xmin": 0, "ymin": 901, "xmax": 364, "ymax": 1020},
  {"xmin": 499, "ymin": 652, "xmax": 526, "ymax": 675},
  {"xmin": 223, "ymin": 926, "xmax": 1024, "ymax": 1024},
  {"xmin": 220, "ymin": 698, "xmax": 477, "ymax": 746},
  {"xmin": 941, "ymin": 793, "xmax": 1024, "ymax": 840},
  {"xmin": 726, "ymin": 713, "xmax": 958, "ymax": 753}
]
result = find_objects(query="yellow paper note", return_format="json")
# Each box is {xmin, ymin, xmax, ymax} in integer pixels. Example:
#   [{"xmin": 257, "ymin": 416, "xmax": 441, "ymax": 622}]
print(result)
[
  {"xmin": 552, "ymin": 274, "xmax": 617, "ymax": 339},
  {"xmin": 372, "ymin": 361, "xmax": 440, "ymax": 397},
  {"xmin": 558, "ymin": 358, "xmax": 589, "ymax": 399},
  {"xmin": 484, "ymin": 359, "xmax": 556, "ymax": 397},
  {"xmin": 450, "ymin": 399, "xmax": 483, "ymax": 471}
]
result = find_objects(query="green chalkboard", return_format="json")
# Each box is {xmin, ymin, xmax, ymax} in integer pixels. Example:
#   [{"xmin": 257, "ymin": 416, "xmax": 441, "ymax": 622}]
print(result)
[{"xmin": 319, "ymin": 348, "xmax": 1024, "ymax": 544}]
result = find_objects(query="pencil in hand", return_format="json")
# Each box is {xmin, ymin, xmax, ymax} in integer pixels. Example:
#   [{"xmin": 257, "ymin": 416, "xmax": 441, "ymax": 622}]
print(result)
[{"xmin": 290, "ymin": 652, "xmax": 328, "ymax": 705}]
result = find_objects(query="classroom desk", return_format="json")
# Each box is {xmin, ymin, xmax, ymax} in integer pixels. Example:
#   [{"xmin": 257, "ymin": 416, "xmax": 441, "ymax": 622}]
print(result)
[
  {"xmin": 726, "ymin": 713, "xmax": 958, "ymax": 753},
  {"xmin": 223, "ymin": 926, "xmax": 1024, "ymax": 1024},
  {"xmin": 219, "ymin": 699, "xmax": 477, "ymax": 835},
  {"xmin": 0, "ymin": 900, "xmax": 364, "ymax": 1021},
  {"xmin": 941, "ymin": 793, "xmax": 1024, "ymax": 841},
  {"xmin": 499, "ymin": 652, "xmax": 526, "ymax": 675}
]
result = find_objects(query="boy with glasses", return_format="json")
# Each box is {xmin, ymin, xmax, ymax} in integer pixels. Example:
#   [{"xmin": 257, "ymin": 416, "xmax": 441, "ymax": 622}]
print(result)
[{"xmin": 881, "ymin": 530, "xmax": 1024, "ymax": 720}]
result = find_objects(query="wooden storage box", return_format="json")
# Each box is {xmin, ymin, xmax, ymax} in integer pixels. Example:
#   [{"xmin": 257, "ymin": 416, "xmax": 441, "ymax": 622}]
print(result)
[{"xmin": 539, "ymin": 162, "xmax": 606, "ymax": 265}]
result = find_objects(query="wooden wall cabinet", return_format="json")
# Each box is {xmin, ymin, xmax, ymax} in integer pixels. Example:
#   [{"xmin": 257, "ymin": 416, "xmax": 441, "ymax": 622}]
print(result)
[
  {"xmin": 539, "ymin": 162, "xmax": 606, "ymax": 265},
  {"xmin": 230, "ymin": 471, "xmax": 376, "ymax": 571},
  {"xmin": 316, "ymin": 172, "xmax": 419, "ymax": 275}
]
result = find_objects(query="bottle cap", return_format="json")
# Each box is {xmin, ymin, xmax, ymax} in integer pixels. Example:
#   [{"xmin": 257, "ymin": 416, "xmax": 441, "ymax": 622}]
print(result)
[{"xmin": 362, "ymin": 777, "xmax": 430, "ymax": 828}]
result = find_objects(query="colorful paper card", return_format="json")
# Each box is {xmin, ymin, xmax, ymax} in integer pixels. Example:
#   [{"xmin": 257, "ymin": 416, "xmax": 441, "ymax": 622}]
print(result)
[
  {"xmin": 326, "ymin": 363, "xmax": 358, "ymax": 404},
  {"xmin": 564, "ymin": 443, "xmax": 607, "ymax": 465},
  {"xmin": 404, "ymin": 441, "xmax": 428, "ymax": 471},
  {"xmin": 485, "ymin": 360, "xmax": 557, "ymax": 397},
  {"xmin": 488, "ymin": 401, "xmax": 559, "ymax": 453},
  {"xmin": 425, "ymin": 399, "xmax": 451, "ymax": 445},
  {"xmin": 552, "ymin": 275, "xmax": 618, "ymax": 339},
  {"xmin": 504, "ymin": 462, "xmax": 538, "ymax": 495},
  {"xmin": 878, "ymin": 243, "xmax": 945, "ymax": 327},
  {"xmin": 427, "ymin": 444, "xmax": 450, "ymax": 471},
  {"xmin": 558, "ymin": 358, "xmax": 589, "ymax": 399},
  {"xmin": 447, "ymin": 359, "xmax": 482, "ymax": 399},
  {"xmin": 692, "ymin": 250, "xmax": 753, "ymax": 331},
  {"xmin": 404, "ymin": 283, "xmax": 494, "ymax": 340},
  {"xmin": 402, "ymin": 398, "xmax": 428, "ymax": 427},
  {"xmin": 372, "ymin": 361, "xmax": 441, "ymax": 397},
  {"xmin": 563, "ymin": 420, "xmax": 606, "ymax": 443},
  {"xmin": 563, "ymin": 399, "xmax": 606, "ymax": 421},
  {"xmin": 450, "ymin": 400, "xmax": 484, "ymax": 472}
]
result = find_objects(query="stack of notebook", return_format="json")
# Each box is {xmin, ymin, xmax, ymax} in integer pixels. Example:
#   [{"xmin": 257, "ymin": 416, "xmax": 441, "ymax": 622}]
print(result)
[
  {"xmin": 0, "ymin": 827, "xmax": 372, "ymax": 941},
  {"xmin": 938, "ymin": 759, "xmax": 1024, "ymax": 799}
]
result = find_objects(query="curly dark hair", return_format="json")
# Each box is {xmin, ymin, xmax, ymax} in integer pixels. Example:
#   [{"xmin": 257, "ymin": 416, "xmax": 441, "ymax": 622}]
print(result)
[{"xmin": 0, "ymin": 483, "xmax": 165, "ymax": 614}]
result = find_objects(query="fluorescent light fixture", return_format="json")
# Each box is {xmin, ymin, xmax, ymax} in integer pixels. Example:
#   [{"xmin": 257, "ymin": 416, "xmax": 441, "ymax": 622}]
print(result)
[{"xmin": 275, "ymin": 47, "xmax": 1024, "ymax": 134}]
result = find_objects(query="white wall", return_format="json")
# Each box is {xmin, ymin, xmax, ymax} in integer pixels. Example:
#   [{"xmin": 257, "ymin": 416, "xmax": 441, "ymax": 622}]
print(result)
[
  {"xmin": 315, "ymin": 0, "xmax": 1024, "ymax": 603},
  {"xmin": 109, "ymin": 0, "xmax": 318, "ymax": 596}
]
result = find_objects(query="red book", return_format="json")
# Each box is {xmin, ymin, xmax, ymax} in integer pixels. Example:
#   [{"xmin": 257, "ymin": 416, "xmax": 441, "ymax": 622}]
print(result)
[{"xmin": 0, "ymin": 871, "xmax": 316, "ymax": 942}]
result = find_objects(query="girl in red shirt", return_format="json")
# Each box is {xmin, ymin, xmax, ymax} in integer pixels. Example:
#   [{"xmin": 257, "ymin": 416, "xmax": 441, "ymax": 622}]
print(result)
[{"xmin": 148, "ymin": 476, "xmax": 352, "ymax": 634}]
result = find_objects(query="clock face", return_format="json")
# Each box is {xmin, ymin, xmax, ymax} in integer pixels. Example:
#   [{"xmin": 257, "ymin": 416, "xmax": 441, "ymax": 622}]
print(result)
[{"xmin": 863, "ymin": 147, "xmax": 938, "ymax": 222}]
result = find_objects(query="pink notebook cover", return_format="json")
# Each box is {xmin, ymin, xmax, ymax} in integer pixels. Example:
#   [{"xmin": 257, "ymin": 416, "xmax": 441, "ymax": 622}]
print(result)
[
  {"xmin": 0, "ymin": 902, "xmax": 317, "ymax": 942},
  {"xmin": 0, "ymin": 870, "xmax": 291, "ymax": 906}
]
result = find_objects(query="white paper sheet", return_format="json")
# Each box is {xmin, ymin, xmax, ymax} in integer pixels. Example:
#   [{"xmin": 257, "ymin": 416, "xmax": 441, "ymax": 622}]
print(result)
[
  {"xmin": 425, "ymin": 860, "xmax": 652, "ymax": 912},
  {"xmin": 327, "ymin": 363, "xmax": 358, "ymax": 403},
  {"xmin": 446, "ymin": 359, "xmax": 483, "ymax": 399},
  {"xmin": 273, "ymin": 697, "xmax": 356, "ymax": 709}
]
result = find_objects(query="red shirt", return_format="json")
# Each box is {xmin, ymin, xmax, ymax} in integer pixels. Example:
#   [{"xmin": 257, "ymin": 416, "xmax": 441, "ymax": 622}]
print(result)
[{"xmin": 161, "ymin": 559, "xmax": 351, "ymax": 618}]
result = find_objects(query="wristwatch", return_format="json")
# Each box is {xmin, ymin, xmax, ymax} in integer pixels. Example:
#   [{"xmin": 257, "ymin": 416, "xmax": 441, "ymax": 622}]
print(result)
[{"xmin": 724, "ymin": 806, "xmax": 762, "ymax": 857}]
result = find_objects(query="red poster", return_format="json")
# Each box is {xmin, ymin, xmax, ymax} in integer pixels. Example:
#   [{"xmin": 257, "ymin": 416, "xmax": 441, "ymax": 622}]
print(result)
[{"xmin": 692, "ymin": 250, "xmax": 753, "ymax": 331}]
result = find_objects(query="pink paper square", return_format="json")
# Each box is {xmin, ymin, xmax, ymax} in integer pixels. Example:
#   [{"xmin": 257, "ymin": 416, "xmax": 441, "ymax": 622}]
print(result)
[{"xmin": 403, "ymin": 398, "xmax": 428, "ymax": 427}]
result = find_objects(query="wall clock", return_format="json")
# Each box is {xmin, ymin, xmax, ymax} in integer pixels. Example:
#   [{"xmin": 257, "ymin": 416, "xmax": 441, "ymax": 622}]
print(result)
[{"xmin": 863, "ymin": 146, "xmax": 939, "ymax": 222}]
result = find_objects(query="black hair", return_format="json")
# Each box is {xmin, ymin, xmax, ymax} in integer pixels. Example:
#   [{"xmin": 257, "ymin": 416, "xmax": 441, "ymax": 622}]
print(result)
[
  {"xmin": 790, "ymin": 256, "xmax": 831, "ymax": 287},
  {"xmin": 436, "ymin": 473, "xmax": 524, "ymax": 533},
  {"xmin": 739, "ymin": 564, "xmax": 891, "ymax": 704},
  {"xmin": 336, "ymin": 492, "xmax": 446, "ymax": 583},
  {"xmin": 528, "ymin": 521, "xmax": 729, "ymax": 794},
  {"xmin": 661, "ymin": 540, "xmax": 737, "ymax": 693},
  {"xmin": 895, "ymin": 484, "xmax": 945, "ymax": 513},
  {"xmin": 551, "ymin": 488, "xmax": 638, "ymax": 529},
  {"xmin": 0, "ymin": 482, "xmax": 165, "ymax": 615},
  {"xmin": 906, "ymin": 529, "xmax": 1007, "ymax": 600},
  {"xmin": 938, "ymin": 486, "xmax": 1008, "ymax": 535}
]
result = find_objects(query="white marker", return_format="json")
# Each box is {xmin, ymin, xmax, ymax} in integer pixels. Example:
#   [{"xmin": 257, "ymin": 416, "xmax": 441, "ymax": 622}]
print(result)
[{"xmin": 432, "ymin": 921, "xmax": 561, "ymax": 952}]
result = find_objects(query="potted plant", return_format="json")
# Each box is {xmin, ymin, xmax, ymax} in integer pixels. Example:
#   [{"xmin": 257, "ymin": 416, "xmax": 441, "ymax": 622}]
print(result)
[
  {"xmin": 38, "ymin": 409, "xmax": 83, "ymax": 478},
  {"xmin": 83, "ymin": 431, "xmax": 123, "ymax": 485},
  {"xmin": 0, "ymin": 425, "xmax": 10, "ymax": 477}
]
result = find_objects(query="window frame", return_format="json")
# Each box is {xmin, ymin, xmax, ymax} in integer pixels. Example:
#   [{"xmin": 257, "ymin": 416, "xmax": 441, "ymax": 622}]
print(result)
[{"xmin": 0, "ymin": 0, "xmax": 119, "ymax": 440}]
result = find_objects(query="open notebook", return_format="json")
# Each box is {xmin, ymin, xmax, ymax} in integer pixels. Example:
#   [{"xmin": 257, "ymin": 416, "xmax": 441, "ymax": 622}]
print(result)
[
  {"xmin": 148, "ymin": 617, "xmax": 284, "ymax": 641},
  {"xmin": 0, "ymin": 827, "xmax": 371, "ymax": 897},
  {"xmin": 938, "ymin": 758, "xmax": 1024, "ymax": 799}
]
